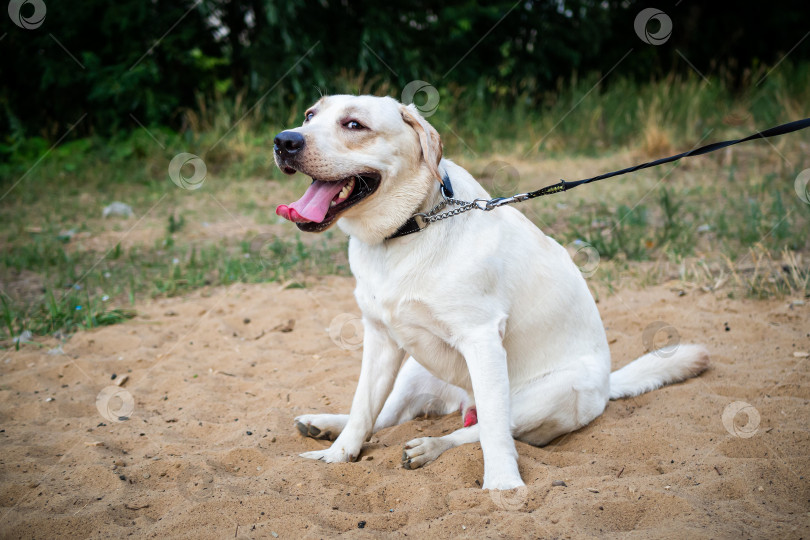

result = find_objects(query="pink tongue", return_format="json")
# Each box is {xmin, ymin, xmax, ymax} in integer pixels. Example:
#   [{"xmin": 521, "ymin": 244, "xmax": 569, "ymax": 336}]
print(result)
[{"xmin": 276, "ymin": 179, "xmax": 349, "ymax": 223}]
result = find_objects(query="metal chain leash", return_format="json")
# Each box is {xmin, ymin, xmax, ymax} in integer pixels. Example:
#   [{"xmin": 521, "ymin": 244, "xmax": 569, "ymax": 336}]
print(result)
[
  {"xmin": 413, "ymin": 190, "xmax": 542, "ymax": 226},
  {"xmin": 414, "ymin": 197, "xmax": 472, "ymax": 225}
]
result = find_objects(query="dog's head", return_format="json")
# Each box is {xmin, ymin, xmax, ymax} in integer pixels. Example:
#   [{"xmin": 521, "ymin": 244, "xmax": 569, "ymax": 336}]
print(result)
[{"xmin": 274, "ymin": 95, "xmax": 443, "ymax": 243}]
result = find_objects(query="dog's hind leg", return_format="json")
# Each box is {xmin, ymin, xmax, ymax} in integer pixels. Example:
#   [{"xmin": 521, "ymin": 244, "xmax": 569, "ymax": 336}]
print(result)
[
  {"xmin": 402, "ymin": 360, "xmax": 611, "ymax": 470},
  {"xmin": 511, "ymin": 363, "xmax": 609, "ymax": 447},
  {"xmin": 295, "ymin": 357, "xmax": 467, "ymax": 441}
]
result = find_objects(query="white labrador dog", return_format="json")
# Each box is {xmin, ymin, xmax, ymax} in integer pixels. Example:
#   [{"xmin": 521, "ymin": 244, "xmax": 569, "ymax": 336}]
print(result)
[{"xmin": 273, "ymin": 95, "xmax": 709, "ymax": 491}]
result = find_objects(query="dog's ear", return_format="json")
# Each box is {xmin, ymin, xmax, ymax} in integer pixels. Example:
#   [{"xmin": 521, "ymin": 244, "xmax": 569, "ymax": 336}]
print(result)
[{"xmin": 400, "ymin": 104, "xmax": 443, "ymax": 185}]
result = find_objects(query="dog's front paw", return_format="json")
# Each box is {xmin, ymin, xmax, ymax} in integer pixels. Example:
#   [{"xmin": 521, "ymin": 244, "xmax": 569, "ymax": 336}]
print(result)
[
  {"xmin": 482, "ymin": 475, "xmax": 525, "ymax": 491},
  {"xmin": 294, "ymin": 414, "xmax": 347, "ymax": 441},
  {"xmin": 300, "ymin": 444, "xmax": 358, "ymax": 463}
]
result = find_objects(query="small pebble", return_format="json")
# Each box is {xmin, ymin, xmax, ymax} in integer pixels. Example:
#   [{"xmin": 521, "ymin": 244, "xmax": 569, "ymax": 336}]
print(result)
[
  {"xmin": 246, "ymin": 431, "xmax": 253, "ymax": 436},
  {"xmin": 271, "ymin": 533, "xmax": 278, "ymax": 538},
  {"xmin": 587, "ymin": 487, "xmax": 599, "ymax": 493},
  {"xmin": 244, "ymin": 318, "xmax": 251, "ymax": 324},
  {"xmin": 111, "ymin": 374, "xmax": 117, "ymax": 380},
  {"xmin": 552, "ymin": 480, "xmax": 567, "ymax": 487},
  {"xmin": 45, "ymin": 397, "xmax": 54, "ymax": 402},
  {"xmin": 358, "ymin": 521, "xmax": 366, "ymax": 529},
  {"xmin": 119, "ymin": 474, "xmax": 126, "ymax": 481}
]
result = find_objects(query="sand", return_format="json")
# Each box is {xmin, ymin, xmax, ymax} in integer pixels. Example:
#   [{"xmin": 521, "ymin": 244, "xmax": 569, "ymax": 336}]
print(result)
[{"xmin": 1, "ymin": 276, "xmax": 808, "ymax": 539}]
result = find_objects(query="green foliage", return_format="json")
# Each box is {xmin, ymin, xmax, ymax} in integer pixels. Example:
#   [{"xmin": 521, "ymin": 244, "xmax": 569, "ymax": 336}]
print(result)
[
  {"xmin": 2, "ymin": 1, "xmax": 809, "ymax": 141},
  {"xmin": 168, "ymin": 214, "xmax": 186, "ymax": 234}
]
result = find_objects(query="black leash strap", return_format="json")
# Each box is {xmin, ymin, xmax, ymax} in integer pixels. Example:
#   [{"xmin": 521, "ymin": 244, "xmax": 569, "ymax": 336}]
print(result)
[
  {"xmin": 387, "ymin": 117, "xmax": 810, "ymax": 240},
  {"xmin": 524, "ymin": 116, "xmax": 810, "ymax": 201}
]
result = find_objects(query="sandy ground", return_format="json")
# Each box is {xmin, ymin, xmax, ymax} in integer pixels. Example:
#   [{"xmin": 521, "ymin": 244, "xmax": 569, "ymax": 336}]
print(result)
[{"xmin": 0, "ymin": 276, "xmax": 808, "ymax": 539}]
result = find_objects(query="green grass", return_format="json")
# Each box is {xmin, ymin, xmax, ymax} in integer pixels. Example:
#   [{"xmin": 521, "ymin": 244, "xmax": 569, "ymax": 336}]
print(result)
[
  {"xmin": 1, "ymin": 61, "xmax": 808, "ymax": 341},
  {"xmin": 0, "ymin": 224, "xmax": 348, "ymax": 341},
  {"xmin": 553, "ymin": 175, "xmax": 808, "ymax": 263}
]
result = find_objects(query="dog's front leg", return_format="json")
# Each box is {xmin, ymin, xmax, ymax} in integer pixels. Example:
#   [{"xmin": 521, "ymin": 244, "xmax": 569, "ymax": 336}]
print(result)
[
  {"xmin": 300, "ymin": 320, "xmax": 405, "ymax": 463},
  {"xmin": 457, "ymin": 329, "xmax": 524, "ymax": 490}
]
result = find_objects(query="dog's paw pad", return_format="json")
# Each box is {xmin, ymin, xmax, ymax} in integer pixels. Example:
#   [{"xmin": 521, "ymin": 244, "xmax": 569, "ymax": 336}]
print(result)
[{"xmin": 295, "ymin": 420, "xmax": 333, "ymax": 440}]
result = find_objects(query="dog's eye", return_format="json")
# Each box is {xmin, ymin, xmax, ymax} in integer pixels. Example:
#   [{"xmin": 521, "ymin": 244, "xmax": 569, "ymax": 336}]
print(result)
[
  {"xmin": 344, "ymin": 120, "xmax": 365, "ymax": 130},
  {"xmin": 304, "ymin": 112, "xmax": 315, "ymax": 122}
]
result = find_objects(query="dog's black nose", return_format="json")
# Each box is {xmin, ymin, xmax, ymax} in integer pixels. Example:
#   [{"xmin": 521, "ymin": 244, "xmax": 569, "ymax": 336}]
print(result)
[{"xmin": 274, "ymin": 131, "xmax": 305, "ymax": 156}]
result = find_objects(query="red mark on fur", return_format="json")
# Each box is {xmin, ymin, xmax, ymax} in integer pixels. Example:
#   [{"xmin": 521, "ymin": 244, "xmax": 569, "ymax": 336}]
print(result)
[{"xmin": 463, "ymin": 407, "xmax": 478, "ymax": 427}]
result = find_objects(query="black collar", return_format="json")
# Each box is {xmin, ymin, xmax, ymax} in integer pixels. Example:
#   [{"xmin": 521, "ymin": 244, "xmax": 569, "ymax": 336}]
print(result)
[{"xmin": 386, "ymin": 174, "xmax": 454, "ymax": 240}]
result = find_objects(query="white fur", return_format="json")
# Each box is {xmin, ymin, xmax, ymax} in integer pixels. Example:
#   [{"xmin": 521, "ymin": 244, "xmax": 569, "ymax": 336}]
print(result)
[
  {"xmin": 282, "ymin": 95, "xmax": 709, "ymax": 491},
  {"xmin": 609, "ymin": 344, "xmax": 709, "ymax": 399}
]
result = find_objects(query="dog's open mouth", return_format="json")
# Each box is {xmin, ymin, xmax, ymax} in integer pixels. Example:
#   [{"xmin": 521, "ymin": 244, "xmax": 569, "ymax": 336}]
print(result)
[{"xmin": 276, "ymin": 173, "xmax": 381, "ymax": 232}]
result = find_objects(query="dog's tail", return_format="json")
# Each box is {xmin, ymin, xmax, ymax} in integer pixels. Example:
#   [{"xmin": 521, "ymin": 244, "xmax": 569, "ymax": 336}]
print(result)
[{"xmin": 609, "ymin": 344, "xmax": 709, "ymax": 400}]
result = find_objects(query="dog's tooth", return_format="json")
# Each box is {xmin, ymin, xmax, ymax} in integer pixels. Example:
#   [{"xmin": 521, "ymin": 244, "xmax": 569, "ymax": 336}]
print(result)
[{"xmin": 338, "ymin": 179, "xmax": 353, "ymax": 200}]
